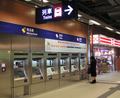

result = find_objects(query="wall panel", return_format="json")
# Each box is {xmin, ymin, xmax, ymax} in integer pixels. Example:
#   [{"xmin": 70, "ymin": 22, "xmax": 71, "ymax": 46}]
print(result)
[
  {"xmin": 0, "ymin": 33, "xmax": 11, "ymax": 50},
  {"xmin": 55, "ymin": 21, "xmax": 88, "ymax": 38},
  {"xmin": 12, "ymin": 35, "xmax": 29, "ymax": 50},
  {"xmin": 30, "ymin": 37, "xmax": 45, "ymax": 51},
  {"xmin": 0, "ymin": 0, "xmax": 88, "ymax": 39}
]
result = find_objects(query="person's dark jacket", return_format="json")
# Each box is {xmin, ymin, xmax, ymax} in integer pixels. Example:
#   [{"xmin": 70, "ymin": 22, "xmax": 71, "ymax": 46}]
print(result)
[{"xmin": 90, "ymin": 60, "xmax": 96, "ymax": 76}]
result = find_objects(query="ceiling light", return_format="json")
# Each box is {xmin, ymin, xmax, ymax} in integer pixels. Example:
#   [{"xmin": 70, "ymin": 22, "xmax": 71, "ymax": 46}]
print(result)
[
  {"xmin": 78, "ymin": 14, "xmax": 82, "ymax": 17},
  {"xmin": 89, "ymin": 20, "xmax": 101, "ymax": 25},
  {"xmin": 116, "ymin": 31, "xmax": 120, "ymax": 34},
  {"xmin": 39, "ymin": 0, "xmax": 49, "ymax": 3},
  {"xmin": 105, "ymin": 27, "xmax": 114, "ymax": 31},
  {"xmin": 35, "ymin": 5, "xmax": 38, "ymax": 8},
  {"xmin": 25, "ymin": 0, "xmax": 31, "ymax": 1}
]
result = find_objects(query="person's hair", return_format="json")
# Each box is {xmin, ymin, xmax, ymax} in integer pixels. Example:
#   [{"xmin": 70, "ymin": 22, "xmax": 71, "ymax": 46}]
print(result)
[{"xmin": 91, "ymin": 56, "xmax": 95, "ymax": 61}]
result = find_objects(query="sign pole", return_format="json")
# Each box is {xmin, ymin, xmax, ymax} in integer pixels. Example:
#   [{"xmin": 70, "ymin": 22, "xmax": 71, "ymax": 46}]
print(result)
[{"xmin": 41, "ymin": 0, "xmax": 43, "ymax": 7}]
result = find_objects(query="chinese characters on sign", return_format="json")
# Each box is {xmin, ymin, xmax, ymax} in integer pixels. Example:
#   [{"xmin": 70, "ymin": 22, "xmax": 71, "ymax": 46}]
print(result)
[
  {"xmin": 42, "ymin": 8, "xmax": 53, "ymax": 20},
  {"xmin": 22, "ymin": 27, "xmax": 38, "ymax": 36},
  {"xmin": 45, "ymin": 39, "xmax": 86, "ymax": 53},
  {"xmin": 36, "ymin": 0, "xmax": 78, "ymax": 24}
]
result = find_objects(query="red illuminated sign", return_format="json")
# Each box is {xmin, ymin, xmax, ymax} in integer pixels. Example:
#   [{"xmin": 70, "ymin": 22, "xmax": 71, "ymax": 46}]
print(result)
[
  {"xmin": 111, "ymin": 39, "xmax": 115, "ymax": 45},
  {"xmin": 54, "ymin": 4, "xmax": 62, "ymax": 18},
  {"xmin": 93, "ymin": 34, "xmax": 120, "ymax": 47},
  {"xmin": 114, "ymin": 40, "xmax": 120, "ymax": 46},
  {"xmin": 100, "ymin": 36, "xmax": 112, "ymax": 45}
]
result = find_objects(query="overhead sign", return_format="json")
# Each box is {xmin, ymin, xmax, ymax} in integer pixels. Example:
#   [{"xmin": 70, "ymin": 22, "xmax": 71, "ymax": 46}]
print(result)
[
  {"xmin": 93, "ymin": 35, "xmax": 99, "ymax": 44},
  {"xmin": 45, "ymin": 39, "xmax": 86, "ymax": 53},
  {"xmin": 35, "ymin": 0, "xmax": 78, "ymax": 24},
  {"xmin": 0, "ymin": 21, "xmax": 86, "ymax": 44},
  {"xmin": 93, "ymin": 34, "xmax": 120, "ymax": 47},
  {"xmin": 100, "ymin": 35, "xmax": 112, "ymax": 45}
]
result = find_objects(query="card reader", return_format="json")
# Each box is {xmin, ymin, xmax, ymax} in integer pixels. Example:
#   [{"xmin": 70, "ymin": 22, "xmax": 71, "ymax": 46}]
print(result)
[{"xmin": 1, "ymin": 63, "xmax": 6, "ymax": 72}]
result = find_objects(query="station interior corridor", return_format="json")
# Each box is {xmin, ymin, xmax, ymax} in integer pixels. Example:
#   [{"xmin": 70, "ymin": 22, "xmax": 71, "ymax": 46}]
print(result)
[{"xmin": 22, "ymin": 71, "xmax": 120, "ymax": 98}]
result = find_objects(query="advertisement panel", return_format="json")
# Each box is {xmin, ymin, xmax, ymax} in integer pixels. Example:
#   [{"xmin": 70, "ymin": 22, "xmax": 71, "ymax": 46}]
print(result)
[{"xmin": 45, "ymin": 39, "xmax": 86, "ymax": 53}]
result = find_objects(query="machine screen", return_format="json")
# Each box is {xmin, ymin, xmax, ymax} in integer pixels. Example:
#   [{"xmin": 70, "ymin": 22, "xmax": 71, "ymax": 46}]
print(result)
[
  {"xmin": 47, "ymin": 67, "xmax": 55, "ymax": 74},
  {"xmin": 35, "ymin": 69, "xmax": 41, "ymax": 75},
  {"xmin": 63, "ymin": 66, "xmax": 67, "ymax": 70},
  {"xmin": 18, "ymin": 71, "xmax": 25, "ymax": 77},
  {"xmin": 47, "ymin": 60, "xmax": 54, "ymax": 66},
  {"xmin": 60, "ymin": 59, "xmax": 66, "ymax": 65},
  {"xmin": 71, "ymin": 65, "xmax": 76, "ymax": 71},
  {"xmin": 71, "ymin": 59, "xmax": 75, "ymax": 64},
  {"xmin": 32, "ymin": 60, "xmax": 39, "ymax": 67},
  {"xmin": 51, "ymin": 68, "xmax": 55, "ymax": 72},
  {"xmin": 74, "ymin": 66, "xmax": 76, "ymax": 69},
  {"xmin": 16, "ymin": 62, "xmax": 23, "ymax": 68},
  {"xmin": 61, "ymin": 66, "xmax": 67, "ymax": 73},
  {"xmin": 47, "ymin": 68, "xmax": 52, "ymax": 74}
]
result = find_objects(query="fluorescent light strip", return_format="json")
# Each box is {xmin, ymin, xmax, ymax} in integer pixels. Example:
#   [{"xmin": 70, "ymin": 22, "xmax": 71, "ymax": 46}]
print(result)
[
  {"xmin": 105, "ymin": 27, "xmax": 114, "ymax": 31},
  {"xmin": 78, "ymin": 14, "xmax": 82, "ymax": 17},
  {"xmin": 39, "ymin": 0, "xmax": 49, "ymax": 3},
  {"xmin": 89, "ymin": 20, "xmax": 101, "ymax": 25},
  {"xmin": 116, "ymin": 31, "xmax": 120, "ymax": 34},
  {"xmin": 35, "ymin": 5, "xmax": 38, "ymax": 8},
  {"xmin": 25, "ymin": 0, "xmax": 31, "ymax": 1}
]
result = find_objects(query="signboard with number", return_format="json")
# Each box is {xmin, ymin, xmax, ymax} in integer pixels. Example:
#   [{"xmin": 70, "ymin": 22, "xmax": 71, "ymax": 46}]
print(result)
[{"xmin": 35, "ymin": 0, "xmax": 78, "ymax": 24}]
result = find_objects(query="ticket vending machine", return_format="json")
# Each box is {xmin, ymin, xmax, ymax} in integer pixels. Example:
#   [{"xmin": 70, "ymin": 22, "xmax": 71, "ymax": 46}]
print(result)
[
  {"xmin": 13, "ymin": 52, "xmax": 29, "ymax": 98},
  {"xmin": 46, "ymin": 53, "xmax": 59, "ymax": 90},
  {"xmin": 80, "ymin": 54, "xmax": 87, "ymax": 80},
  {"xmin": 31, "ymin": 52, "xmax": 45, "ymax": 94},
  {"xmin": 71, "ymin": 53, "xmax": 80, "ymax": 83},
  {"xmin": 60, "ymin": 53, "xmax": 70, "ymax": 86}
]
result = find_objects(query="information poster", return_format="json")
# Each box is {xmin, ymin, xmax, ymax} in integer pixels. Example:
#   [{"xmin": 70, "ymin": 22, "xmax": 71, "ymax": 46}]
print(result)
[{"xmin": 45, "ymin": 39, "xmax": 86, "ymax": 53}]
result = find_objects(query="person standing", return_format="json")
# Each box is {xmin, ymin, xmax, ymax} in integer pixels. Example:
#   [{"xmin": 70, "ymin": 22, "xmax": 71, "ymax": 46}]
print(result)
[{"xmin": 88, "ymin": 56, "xmax": 97, "ymax": 83}]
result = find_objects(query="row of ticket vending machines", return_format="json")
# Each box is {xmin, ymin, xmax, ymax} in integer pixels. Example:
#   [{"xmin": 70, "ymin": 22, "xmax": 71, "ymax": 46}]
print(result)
[{"xmin": 12, "ymin": 52, "xmax": 86, "ymax": 97}]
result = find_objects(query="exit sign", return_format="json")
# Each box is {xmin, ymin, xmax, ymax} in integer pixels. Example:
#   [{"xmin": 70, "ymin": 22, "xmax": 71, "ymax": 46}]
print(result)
[{"xmin": 35, "ymin": 0, "xmax": 78, "ymax": 24}]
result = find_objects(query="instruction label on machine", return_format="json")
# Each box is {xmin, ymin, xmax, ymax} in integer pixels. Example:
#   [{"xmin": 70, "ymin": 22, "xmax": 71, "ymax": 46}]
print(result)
[{"xmin": 45, "ymin": 39, "xmax": 86, "ymax": 53}]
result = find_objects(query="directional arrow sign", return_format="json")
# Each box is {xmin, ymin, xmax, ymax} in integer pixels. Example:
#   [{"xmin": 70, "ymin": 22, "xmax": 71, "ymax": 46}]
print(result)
[
  {"xmin": 64, "ymin": 5, "xmax": 73, "ymax": 15},
  {"xmin": 36, "ymin": 0, "xmax": 78, "ymax": 24}
]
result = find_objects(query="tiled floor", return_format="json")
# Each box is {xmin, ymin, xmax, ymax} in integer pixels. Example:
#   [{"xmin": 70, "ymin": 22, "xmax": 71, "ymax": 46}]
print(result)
[{"xmin": 23, "ymin": 71, "xmax": 120, "ymax": 98}]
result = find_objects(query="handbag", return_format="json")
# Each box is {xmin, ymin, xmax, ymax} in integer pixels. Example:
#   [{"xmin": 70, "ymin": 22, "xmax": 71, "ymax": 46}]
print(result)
[{"xmin": 87, "ymin": 64, "xmax": 91, "ymax": 74}]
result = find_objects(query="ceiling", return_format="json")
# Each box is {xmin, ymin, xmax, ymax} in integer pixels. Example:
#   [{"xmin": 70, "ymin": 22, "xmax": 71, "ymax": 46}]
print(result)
[
  {"xmin": 15, "ymin": 0, "xmax": 120, "ymax": 32},
  {"xmin": 77, "ymin": 0, "xmax": 120, "ymax": 30}
]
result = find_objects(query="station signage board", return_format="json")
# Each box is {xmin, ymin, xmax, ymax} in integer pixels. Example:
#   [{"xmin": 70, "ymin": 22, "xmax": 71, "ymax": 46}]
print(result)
[
  {"xmin": 93, "ymin": 34, "xmax": 120, "ymax": 47},
  {"xmin": 45, "ymin": 39, "xmax": 86, "ymax": 53},
  {"xmin": 93, "ymin": 35, "xmax": 99, "ymax": 44},
  {"xmin": 0, "ymin": 20, "xmax": 86, "ymax": 44},
  {"xmin": 100, "ymin": 35, "xmax": 112, "ymax": 45},
  {"xmin": 35, "ymin": 0, "xmax": 78, "ymax": 24}
]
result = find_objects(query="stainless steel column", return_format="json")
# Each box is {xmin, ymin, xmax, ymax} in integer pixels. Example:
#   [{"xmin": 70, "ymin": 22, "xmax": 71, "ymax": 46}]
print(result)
[
  {"xmin": 80, "ymin": 53, "xmax": 87, "ymax": 80},
  {"xmin": 45, "ymin": 52, "xmax": 59, "ymax": 90},
  {"xmin": 12, "ymin": 51, "xmax": 30, "ymax": 98},
  {"xmin": 59, "ymin": 53, "xmax": 70, "ymax": 86},
  {"xmin": 70, "ymin": 53, "xmax": 80, "ymax": 83},
  {"xmin": 30, "ymin": 52, "xmax": 45, "ymax": 94}
]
